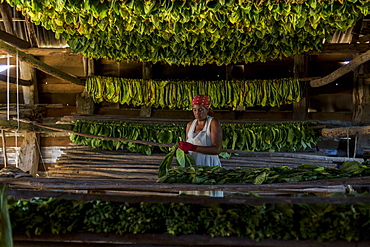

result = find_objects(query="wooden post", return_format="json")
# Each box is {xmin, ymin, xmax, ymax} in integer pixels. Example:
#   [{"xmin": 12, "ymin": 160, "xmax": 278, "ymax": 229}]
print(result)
[
  {"xmin": 18, "ymin": 132, "xmax": 39, "ymax": 175},
  {"xmin": 0, "ymin": 2, "xmax": 14, "ymax": 35},
  {"xmin": 226, "ymin": 65, "xmax": 233, "ymax": 80},
  {"xmin": 18, "ymin": 58, "xmax": 40, "ymax": 175},
  {"xmin": 1, "ymin": 130, "xmax": 7, "ymax": 167},
  {"xmin": 293, "ymin": 54, "xmax": 308, "ymax": 120},
  {"xmin": 140, "ymin": 62, "xmax": 152, "ymax": 117},
  {"xmin": 20, "ymin": 61, "xmax": 38, "ymax": 105},
  {"xmin": 77, "ymin": 57, "xmax": 95, "ymax": 115},
  {"xmin": 352, "ymin": 53, "xmax": 364, "ymax": 125},
  {"xmin": 357, "ymin": 62, "xmax": 370, "ymax": 125},
  {"xmin": 25, "ymin": 16, "xmax": 39, "ymax": 48}
]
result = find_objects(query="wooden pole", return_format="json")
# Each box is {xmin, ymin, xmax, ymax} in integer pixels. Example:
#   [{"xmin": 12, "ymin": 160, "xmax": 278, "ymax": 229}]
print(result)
[
  {"xmin": 24, "ymin": 16, "xmax": 38, "ymax": 48},
  {"xmin": 0, "ymin": 2, "xmax": 14, "ymax": 35},
  {"xmin": 140, "ymin": 62, "xmax": 152, "ymax": 117},
  {"xmin": 310, "ymin": 49, "xmax": 370, "ymax": 87},
  {"xmin": 321, "ymin": 125, "xmax": 370, "ymax": 137},
  {"xmin": 293, "ymin": 54, "xmax": 308, "ymax": 120},
  {"xmin": 1, "ymin": 130, "xmax": 8, "ymax": 167},
  {"xmin": 0, "ymin": 40, "xmax": 83, "ymax": 86}
]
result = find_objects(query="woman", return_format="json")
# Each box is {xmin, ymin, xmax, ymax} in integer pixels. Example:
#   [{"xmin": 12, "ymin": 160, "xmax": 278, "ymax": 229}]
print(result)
[{"xmin": 178, "ymin": 95, "xmax": 223, "ymax": 197}]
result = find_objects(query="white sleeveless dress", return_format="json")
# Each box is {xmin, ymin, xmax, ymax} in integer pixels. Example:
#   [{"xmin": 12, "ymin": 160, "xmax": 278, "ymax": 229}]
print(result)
[
  {"xmin": 187, "ymin": 116, "xmax": 221, "ymax": 167},
  {"xmin": 182, "ymin": 116, "xmax": 223, "ymax": 197}
]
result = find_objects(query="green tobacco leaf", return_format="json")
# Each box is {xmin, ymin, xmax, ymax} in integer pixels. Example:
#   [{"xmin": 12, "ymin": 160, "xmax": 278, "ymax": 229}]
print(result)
[
  {"xmin": 184, "ymin": 153, "xmax": 195, "ymax": 167},
  {"xmin": 339, "ymin": 161, "xmax": 362, "ymax": 174},
  {"xmin": 176, "ymin": 148, "xmax": 186, "ymax": 167},
  {"xmin": 158, "ymin": 151, "xmax": 175, "ymax": 178},
  {"xmin": 253, "ymin": 171, "xmax": 267, "ymax": 185}
]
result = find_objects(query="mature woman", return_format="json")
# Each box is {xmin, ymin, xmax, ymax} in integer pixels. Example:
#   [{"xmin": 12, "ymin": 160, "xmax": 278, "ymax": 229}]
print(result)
[{"xmin": 178, "ymin": 95, "xmax": 223, "ymax": 197}]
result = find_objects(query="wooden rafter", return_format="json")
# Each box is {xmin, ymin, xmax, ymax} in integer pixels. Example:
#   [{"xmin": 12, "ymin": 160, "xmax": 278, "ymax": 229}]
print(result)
[
  {"xmin": 0, "ymin": 29, "xmax": 30, "ymax": 49},
  {"xmin": 0, "ymin": 74, "xmax": 31, "ymax": 86},
  {"xmin": 0, "ymin": 40, "xmax": 84, "ymax": 86},
  {"xmin": 310, "ymin": 49, "xmax": 370, "ymax": 87}
]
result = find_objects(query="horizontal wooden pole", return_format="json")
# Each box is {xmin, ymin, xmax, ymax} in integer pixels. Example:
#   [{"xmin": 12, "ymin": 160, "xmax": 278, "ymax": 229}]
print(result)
[
  {"xmin": 13, "ymin": 232, "xmax": 370, "ymax": 247},
  {"xmin": 321, "ymin": 125, "xmax": 370, "ymax": 137},
  {"xmin": 7, "ymin": 187, "xmax": 368, "ymax": 205},
  {"xmin": 0, "ymin": 47, "xmax": 76, "ymax": 56},
  {"xmin": 0, "ymin": 176, "xmax": 358, "ymax": 193},
  {"xmin": 0, "ymin": 118, "xmax": 72, "ymax": 132},
  {"xmin": 307, "ymin": 43, "xmax": 370, "ymax": 55}
]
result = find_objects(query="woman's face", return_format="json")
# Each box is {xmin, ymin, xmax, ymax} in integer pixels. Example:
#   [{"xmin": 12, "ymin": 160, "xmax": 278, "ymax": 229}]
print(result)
[{"xmin": 192, "ymin": 105, "xmax": 208, "ymax": 120}]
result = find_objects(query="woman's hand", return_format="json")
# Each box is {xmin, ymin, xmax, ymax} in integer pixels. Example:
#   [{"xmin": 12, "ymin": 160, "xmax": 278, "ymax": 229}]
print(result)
[{"xmin": 178, "ymin": 141, "xmax": 198, "ymax": 152}]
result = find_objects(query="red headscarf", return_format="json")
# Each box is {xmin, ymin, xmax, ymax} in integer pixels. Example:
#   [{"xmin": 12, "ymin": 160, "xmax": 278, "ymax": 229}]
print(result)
[{"xmin": 192, "ymin": 95, "xmax": 214, "ymax": 113}]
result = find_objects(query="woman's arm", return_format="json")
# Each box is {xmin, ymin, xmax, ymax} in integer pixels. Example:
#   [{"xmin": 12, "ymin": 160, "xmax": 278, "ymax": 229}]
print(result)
[{"xmin": 185, "ymin": 121, "xmax": 192, "ymax": 141}]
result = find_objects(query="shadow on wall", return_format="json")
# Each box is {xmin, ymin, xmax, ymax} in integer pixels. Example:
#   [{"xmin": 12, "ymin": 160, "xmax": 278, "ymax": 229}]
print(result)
[{"xmin": 309, "ymin": 93, "xmax": 353, "ymax": 112}]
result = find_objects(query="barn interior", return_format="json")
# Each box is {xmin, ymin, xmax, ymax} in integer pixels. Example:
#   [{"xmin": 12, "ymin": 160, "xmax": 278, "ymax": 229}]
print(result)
[{"xmin": 1, "ymin": 0, "xmax": 370, "ymax": 246}]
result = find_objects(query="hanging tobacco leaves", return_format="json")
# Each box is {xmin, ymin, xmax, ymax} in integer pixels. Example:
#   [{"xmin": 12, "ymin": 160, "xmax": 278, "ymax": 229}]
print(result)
[
  {"xmin": 69, "ymin": 120, "xmax": 318, "ymax": 154},
  {"xmin": 85, "ymin": 76, "xmax": 303, "ymax": 109},
  {"xmin": 5, "ymin": 0, "xmax": 370, "ymax": 65}
]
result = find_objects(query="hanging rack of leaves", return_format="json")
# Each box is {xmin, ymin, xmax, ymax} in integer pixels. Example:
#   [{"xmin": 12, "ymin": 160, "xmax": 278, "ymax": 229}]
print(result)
[
  {"xmin": 5, "ymin": 0, "xmax": 370, "ymax": 65},
  {"xmin": 69, "ymin": 120, "xmax": 318, "ymax": 155},
  {"xmin": 85, "ymin": 76, "xmax": 304, "ymax": 109}
]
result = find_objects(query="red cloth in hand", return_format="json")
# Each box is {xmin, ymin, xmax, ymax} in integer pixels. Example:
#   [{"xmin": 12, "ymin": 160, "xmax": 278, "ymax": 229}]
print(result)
[{"xmin": 178, "ymin": 141, "xmax": 197, "ymax": 152}]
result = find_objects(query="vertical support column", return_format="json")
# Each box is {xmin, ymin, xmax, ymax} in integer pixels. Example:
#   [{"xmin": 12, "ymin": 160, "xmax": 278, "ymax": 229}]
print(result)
[
  {"xmin": 77, "ymin": 57, "xmax": 95, "ymax": 115},
  {"xmin": 353, "ymin": 58, "xmax": 370, "ymax": 125},
  {"xmin": 19, "ymin": 62, "xmax": 40, "ymax": 175},
  {"xmin": 1, "ymin": 130, "xmax": 7, "ymax": 167},
  {"xmin": 226, "ymin": 65, "xmax": 233, "ymax": 80},
  {"xmin": 0, "ymin": 2, "xmax": 14, "ymax": 35},
  {"xmin": 352, "ymin": 53, "xmax": 363, "ymax": 125},
  {"xmin": 226, "ymin": 65, "xmax": 237, "ymax": 118},
  {"xmin": 140, "ymin": 62, "xmax": 152, "ymax": 117},
  {"xmin": 293, "ymin": 54, "xmax": 308, "ymax": 120}
]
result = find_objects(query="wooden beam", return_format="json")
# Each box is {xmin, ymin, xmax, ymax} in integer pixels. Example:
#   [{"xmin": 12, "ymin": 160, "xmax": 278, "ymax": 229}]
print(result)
[
  {"xmin": 1, "ymin": 129, "xmax": 8, "ymax": 167},
  {"xmin": 18, "ymin": 132, "xmax": 39, "ymax": 175},
  {"xmin": 310, "ymin": 49, "xmax": 370, "ymax": 87},
  {"xmin": 293, "ymin": 54, "xmax": 308, "ymax": 120},
  {"xmin": 7, "ymin": 188, "xmax": 368, "ymax": 205},
  {"xmin": 0, "ymin": 74, "xmax": 30, "ymax": 86},
  {"xmin": 0, "ymin": 118, "xmax": 72, "ymax": 132},
  {"xmin": 321, "ymin": 125, "xmax": 370, "ymax": 137},
  {"xmin": 15, "ymin": 117, "xmax": 174, "ymax": 148},
  {"xmin": 359, "ymin": 34, "xmax": 370, "ymax": 43},
  {"xmin": 0, "ymin": 2, "xmax": 14, "ymax": 35},
  {"xmin": 0, "ymin": 47, "xmax": 75, "ymax": 56},
  {"xmin": 24, "ymin": 16, "xmax": 38, "ymax": 48},
  {"xmin": 350, "ymin": 18, "xmax": 363, "ymax": 44},
  {"xmin": 307, "ymin": 43, "xmax": 370, "ymax": 55},
  {"xmin": 0, "ymin": 40, "xmax": 84, "ymax": 86},
  {"xmin": 12, "ymin": 232, "xmax": 370, "ymax": 247},
  {"xmin": 77, "ymin": 57, "xmax": 95, "ymax": 114},
  {"xmin": 140, "ymin": 62, "xmax": 152, "ymax": 117},
  {"xmin": 352, "ymin": 54, "xmax": 365, "ymax": 125},
  {"xmin": 0, "ymin": 176, "xmax": 368, "ymax": 193},
  {"xmin": 0, "ymin": 29, "xmax": 31, "ymax": 49}
]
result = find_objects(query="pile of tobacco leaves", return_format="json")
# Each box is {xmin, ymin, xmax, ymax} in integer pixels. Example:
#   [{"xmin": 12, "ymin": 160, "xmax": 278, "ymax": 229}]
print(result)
[
  {"xmin": 157, "ymin": 160, "xmax": 369, "ymax": 184},
  {"xmin": 7, "ymin": 192, "xmax": 370, "ymax": 242}
]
